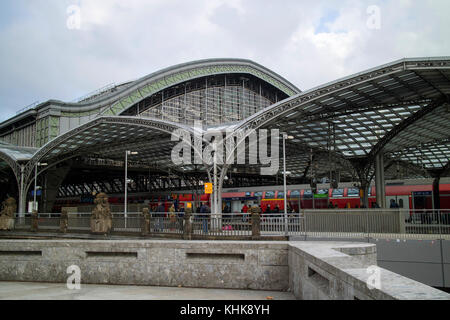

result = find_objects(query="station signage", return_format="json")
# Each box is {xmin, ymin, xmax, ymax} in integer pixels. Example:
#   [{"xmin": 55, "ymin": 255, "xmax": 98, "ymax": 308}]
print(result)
[
  {"xmin": 412, "ymin": 191, "xmax": 432, "ymax": 196},
  {"xmin": 30, "ymin": 190, "xmax": 42, "ymax": 196},
  {"xmin": 204, "ymin": 183, "xmax": 213, "ymax": 194},
  {"xmin": 223, "ymin": 197, "xmax": 258, "ymax": 201}
]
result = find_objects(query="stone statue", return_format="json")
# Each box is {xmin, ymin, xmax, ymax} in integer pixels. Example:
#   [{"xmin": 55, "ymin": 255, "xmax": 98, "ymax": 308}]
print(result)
[
  {"xmin": 0, "ymin": 197, "xmax": 16, "ymax": 231},
  {"xmin": 250, "ymin": 205, "xmax": 261, "ymax": 239},
  {"xmin": 60, "ymin": 209, "xmax": 68, "ymax": 233},
  {"xmin": 90, "ymin": 193, "xmax": 112, "ymax": 234},
  {"xmin": 183, "ymin": 206, "xmax": 193, "ymax": 240},
  {"xmin": 141, "ymin": 207, "xmax": 151, "ymax": 236},
  {"xmin": 31, "ymin": 210, "xmax": 38, "ymax": 232}
]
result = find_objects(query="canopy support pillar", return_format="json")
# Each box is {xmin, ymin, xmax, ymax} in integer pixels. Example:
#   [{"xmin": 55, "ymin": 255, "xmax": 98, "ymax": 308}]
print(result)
[
  {"xmin": 18, "ymin": 165, "xmax": 26, "ymax": 216},
  {"xmin": 375, "ymin": 153, "xmax": 386, "ymax": 208}
]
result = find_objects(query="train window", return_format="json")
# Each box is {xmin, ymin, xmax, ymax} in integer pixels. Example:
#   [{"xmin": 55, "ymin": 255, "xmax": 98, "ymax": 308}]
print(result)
[
  {"xmin": 254, "ymin": 191, "xmax": 263, "ymax": 198},
  {"xmin": 277, "ymin": 192, "xmax": 284, "ymax": 199},
  {"xmin": 317, "ymin": 189, "xmax": 328, "ymax": 195},
  {"xmin": 245, "ymin": 192, "xmax": 251, "ymax": 197},
  {"xmin": 265, "ymin": 191, "xmax": 275, "ymax": 199},
  {"xmin": 290, "ymin": 190, "xmax": 300, "ymax": 197},
  {"xmin": 303, "ymin": 190, "xmax": 313, "ymax": 199},
  {"xmin": 332, "ymin": 189, "xmax": 344, "ymax": 197},
  {"xmin": 348, "ymin": 188, "xmax": 359, "ymax": 197},
  {"xmin": 399, "ymin": 199, "xmax": 404, "ymax": 208}
]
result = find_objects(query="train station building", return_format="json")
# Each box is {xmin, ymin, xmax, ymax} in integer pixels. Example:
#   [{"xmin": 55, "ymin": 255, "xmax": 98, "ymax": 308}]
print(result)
[{"xmin": 1, "ymin": 57, "xmax": 450, "ymax": 214}]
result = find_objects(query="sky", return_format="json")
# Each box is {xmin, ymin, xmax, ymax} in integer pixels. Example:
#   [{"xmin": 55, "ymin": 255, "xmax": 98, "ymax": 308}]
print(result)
[{"xmin": 0, "ymin": 0, "xmax": 449, "ymax": 122}]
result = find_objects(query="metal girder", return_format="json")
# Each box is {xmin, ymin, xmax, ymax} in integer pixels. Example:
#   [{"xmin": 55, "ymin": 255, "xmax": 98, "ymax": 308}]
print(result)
[
  {"xmin": 279, "ymin": 99, "xmax": 430, "ymax": 133},
  {"xmin": 23, "ymin": 116, "xmax": 208, "ymax": 191},
  {"xmin": 413, "ymin": 72, "xmax": 447, "ymax": 97},
  {"xmin": 427, "ymin": 159, "xmax": 450, "ymax": 178},
  {"xmin": 368, "ymin": 96, "xmax": 449, "ymax": 160},
  {"xmin": 0, "ymin": 153, "xmax": 22, "ymax": 186},
  {"xmin": 384, "ymin": 157, "xmax": 430, "ymax": 179},
  {"xmin": 368, "ymin": 80, "xmax": 405, "ymax": 103},
  {"xmin": 233, "ymin": 62, "xmax": 450, "ymax": 175},
  {"xmin": 390, "ymin": 74, "xmax": 427, "ymax": 100},
  {"xmin": 438, "ymin": 70, "xmax": 450, "ymax": 83}
]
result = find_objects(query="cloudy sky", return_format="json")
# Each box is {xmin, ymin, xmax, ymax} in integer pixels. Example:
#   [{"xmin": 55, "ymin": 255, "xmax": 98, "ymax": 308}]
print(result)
[{"xmin": 0, "ymin": 0, "xmax": 449, "ymax": 122}]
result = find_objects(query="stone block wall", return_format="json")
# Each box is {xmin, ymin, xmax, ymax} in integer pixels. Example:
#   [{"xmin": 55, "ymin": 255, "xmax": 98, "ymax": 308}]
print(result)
[
  {"xmin": 288, "ymin": 242, "xmax": 449, "ymax": 300},
  {"xmin": 0, "ymin": 239, "xmax": 448, "ymax": 300},
  {"xmin": 0, "ymin": 240, "xmax": 289, "ymax": 291}
]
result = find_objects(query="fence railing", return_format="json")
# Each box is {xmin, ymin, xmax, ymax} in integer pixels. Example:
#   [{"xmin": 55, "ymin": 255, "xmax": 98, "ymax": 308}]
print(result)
[{"xmin": 6, "ymin": 209, "xmax": 450, "ymax": 240}]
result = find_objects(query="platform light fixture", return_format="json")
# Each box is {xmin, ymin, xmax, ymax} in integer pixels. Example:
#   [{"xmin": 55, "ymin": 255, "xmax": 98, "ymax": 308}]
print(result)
[
  {"xmin": 125, "ymin": 150, "xmax": 139, "ymax": 228},
  {"xmin": 33, "ymin": 162, "xmax": 48, "ymax": 212},
  {"xmin": 282, "ymin": 133, "xmax": 294, "ymax": 236}
]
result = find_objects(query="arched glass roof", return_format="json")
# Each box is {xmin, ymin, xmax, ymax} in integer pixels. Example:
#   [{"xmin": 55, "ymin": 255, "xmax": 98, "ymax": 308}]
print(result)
[
  {"xmin": 236, "ymin": 57, "xmax": 450, "ymax": 176},
  {"xmin": 2, "ymin": 57, "xmax": 450, "ymax": 188}
]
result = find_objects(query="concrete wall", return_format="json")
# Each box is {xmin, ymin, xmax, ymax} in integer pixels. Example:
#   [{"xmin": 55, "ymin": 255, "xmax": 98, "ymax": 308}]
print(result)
[
  {"xmin": 0, "ymin": 240, "xmax": 289, "ymax": 291},
  {"xmin": 288, "ymin": 242, "xmax": 448, "ymax": 300},
  {"xmin": 0, "ymin": 240, "xmax": 448, "ymax": 300},
  {"xmin": 291, "ymin": 236, "xmax": 450, "ymax": 289}
]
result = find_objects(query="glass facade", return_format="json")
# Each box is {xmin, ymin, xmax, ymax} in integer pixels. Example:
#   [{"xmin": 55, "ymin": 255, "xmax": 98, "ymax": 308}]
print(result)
[{"xmin": 139, "ymin": 76, "xmax": 278, "ymax": 125}]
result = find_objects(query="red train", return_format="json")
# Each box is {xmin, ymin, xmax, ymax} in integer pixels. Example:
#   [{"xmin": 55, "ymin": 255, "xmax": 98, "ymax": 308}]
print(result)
[
  {"xmin": 54, "ymin": 183, "xmax": 450, "ymax": 214},
  {"xmin": 220, "ymin": 184, "xmax": 450, "ymax": 213}
]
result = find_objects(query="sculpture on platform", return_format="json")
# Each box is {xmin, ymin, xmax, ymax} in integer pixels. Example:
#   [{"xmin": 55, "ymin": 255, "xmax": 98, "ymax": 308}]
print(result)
[
  {"xmin": 31, "ymin": 210, "xmax": 38, "ymax": 232},
  {"xmin": 183, "ymin": 205, "xmax": 193, "ymax": 240},
  {"xmin": 90, "ymin": 193, "xmax": 112, "ymax": 234},
  {"xmin": 250, "ymin": 205, "xmax": 261, "ymax": 239},
  {"xmin": 0, "ymin": 197, "xmax": 16, "ymax": 231},
  {"xmin": 141, "ymin": 207, "xmax": 151, "ymax": 235},
  {"xmin": 60, "ymin": 209, "xmax": 68, "ymax": 233}
]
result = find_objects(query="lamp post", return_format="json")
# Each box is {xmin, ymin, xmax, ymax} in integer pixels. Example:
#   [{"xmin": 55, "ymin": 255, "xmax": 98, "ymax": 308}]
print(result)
[
  {"xmin": 33, "ymin": 162, "xmax": 47, "ymax": 212},
  {"xmin": 213, "ymin": 139, "xmax": 218, "ymax": 215},
  {"xmin": 282, "ymin": 134, "xmax": 294, "ymax": 236},
  {"xmin": 125, "ymin": 150, "xmax": 138, "ymax": 228}
]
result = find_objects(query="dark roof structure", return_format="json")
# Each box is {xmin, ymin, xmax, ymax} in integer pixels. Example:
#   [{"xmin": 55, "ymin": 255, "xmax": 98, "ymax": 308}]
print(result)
[{"xmin": 1, "ymin": 57, "xmax": 449, "ymax": 210}]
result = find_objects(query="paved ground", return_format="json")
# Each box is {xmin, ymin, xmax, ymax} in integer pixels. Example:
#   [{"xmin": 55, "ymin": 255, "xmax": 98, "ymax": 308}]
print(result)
[{"xmin": 0, "ymin": 281, "xmax": 296, "ymax": 300}]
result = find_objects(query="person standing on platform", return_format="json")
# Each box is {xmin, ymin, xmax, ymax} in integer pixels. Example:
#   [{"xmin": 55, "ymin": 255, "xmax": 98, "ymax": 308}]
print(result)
[
  {"xmin": 200, "ymin": 203, "xmax": 210, "ymax": 234},
  {"xmin": 272, "ymin": 205, "xmax": 280, "ymax": 214},
  {"xmin": 242, "ymin": 203, "xmax": 249, "ymax": 222},
  {"xmin": 156, "ymin": 202, "xmax": 165, "ymax": 232},
  {"xmin": 169, "ymin": 204, "xmax": 176, "ymax": 231}
]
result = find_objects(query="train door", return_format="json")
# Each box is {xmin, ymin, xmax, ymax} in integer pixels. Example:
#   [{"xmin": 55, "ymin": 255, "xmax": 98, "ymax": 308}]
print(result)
[
  {"xmin": 263, "ymin": 191, "xmax": 276, "ymax": 212},
  {"xmin": 331, "ymin": 188, "xmax": 344, "ymax": 208},
  {"xmin": 411, "ymin": 191, "xmax": 433, "ymax": 210},
  {"xmin": 302, "ymin": 190, "xmax": 313, "ymax": 209},
  {"xmin": 386, "ymin": 195, "xmax": 410, "ymax": 209},
  {"xmin": 231, "ymin": 200, "xmax": 242, "ymax": 213},
  {"xmin": 314, "ymin": 189, "xmax": 329, "ymax": 209},
  {"xmin": 223, "ymin": 200, "xmax": 232, "ymax": 212},
  {"xmin": 397, "ymin": 196, "xmax": 410, "ymax": 210},
  {"xmin": 289, "ymin": 190, "xmax": 301, "ymax": 212},
  {"xmin": 440, "ymin": 191, "xmax": 450, "ymax": 209}
]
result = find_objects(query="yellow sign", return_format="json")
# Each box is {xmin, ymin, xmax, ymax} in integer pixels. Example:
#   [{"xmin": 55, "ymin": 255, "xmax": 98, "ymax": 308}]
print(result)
[
  {"xmin": 205, "ymin": 183, "xmax": 213, "ymax": 194},
  {"xmin": 187, "ymin": 202, "xmax": 192, "ymax": 209}
]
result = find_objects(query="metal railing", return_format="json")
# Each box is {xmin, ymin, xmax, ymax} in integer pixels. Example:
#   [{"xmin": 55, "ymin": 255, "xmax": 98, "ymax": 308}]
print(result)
[{"xmin": 6, "ymin": 209, "xmax": 450, "ymax": 240}]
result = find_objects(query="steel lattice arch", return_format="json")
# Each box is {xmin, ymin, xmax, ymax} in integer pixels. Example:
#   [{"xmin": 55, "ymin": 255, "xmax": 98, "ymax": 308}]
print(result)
[{"xmin": 1, "ymin": 57, "xmax": 449, "ymax": 213}]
